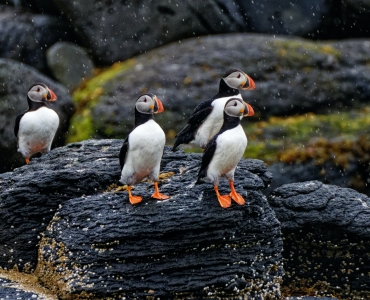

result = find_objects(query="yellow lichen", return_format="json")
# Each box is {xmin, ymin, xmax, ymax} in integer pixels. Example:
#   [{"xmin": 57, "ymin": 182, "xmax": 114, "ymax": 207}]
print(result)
[{"xmin": 67, "ymin": 59, "xmax": 136, "ymax": 143}]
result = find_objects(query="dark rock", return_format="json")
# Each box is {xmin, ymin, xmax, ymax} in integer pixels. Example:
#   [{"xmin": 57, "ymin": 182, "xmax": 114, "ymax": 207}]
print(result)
[
  {"xmin": 0, "ymin": 278, "xmax": 43, "ymax": 299},
  {"xmin": 0, "ymin": 5, "xmax": 74, "ymax": 73},
  {"xmin": 0, "ymin": 274, "xmax": 57, "ymax": 299},
  {"xmin": 269, "ymin": 181, "xmax": 370, "ymax": 299},
  {"xmin": 0, "ymin": 58, "xmax": 74, "ymax": 173},
  {"xmin": 46, "ymin": 41, "xmax": 95, "ymax": 91},
  {"xmin": 68, "ymin": 34, "xmax": 370, "ymax": 143},
  {"xmin": 50, "ymin": 0, "xmax": 246, "ymax": 65},
  {"xmin": 266, "ymin": 160, "xmax": 356, "ymax": 196},
  {"xmin": 286, "ymin": 297, "xmax": 338, "ymax": 300},
  {"xmin": 237, "ymin": 0, "xmax": 330, "ymax": 37},
  {"xmin": 266, "ymin": 133, "xmax": 370, "ymax": 196},
  {"xmin": 18, "ymin": 0, "xmax": 61, "ymax": 15},
  {"xmin": 0, "ymin": 139, "xmax": 282, "ymax": 299}
]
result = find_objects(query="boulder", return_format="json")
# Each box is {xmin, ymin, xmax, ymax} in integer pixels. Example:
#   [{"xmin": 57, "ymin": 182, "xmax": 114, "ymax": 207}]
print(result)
[
  {"xmin": 263, "ymin": 134, "xmax": 370, "ymax": 196},
  {"xmin": 46, "ymin": 41, "xmax": 95, "ymax": 91},
  {"xmin": 269, "ymin": 181, "xmax": 370, "ymax": 299},
  {"xmin": 50, "ymin": 0, "xmax": 246, "ymax": 65},
  {"xmin": 236, "ymin": 0, "xmax": 330, "ymax": 37},
  {"xmin": 67, "ymin": 34, "xmax": 370, "ymax": 143},
  {"xmin": 0, "ymin": 58, "xmax": 74, "ymax": 172},
  {"xmin": 0, "ymin": 5, "xmax": 74, "ymax": 72},
  {"xmin": 0, "ymin": 139, "xmax": 283, "ymax": 299}
]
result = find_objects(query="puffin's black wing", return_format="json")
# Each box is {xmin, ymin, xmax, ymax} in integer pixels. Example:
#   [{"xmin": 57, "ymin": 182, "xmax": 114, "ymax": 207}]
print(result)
[
  {"xmin": 172, "ymin": 99, "xmax": 214, "ymax": 151},
  {"xmin": 196, "ymin": 135, "xmax": 218, "ymax": 184},
  {"xmin": 14, "ymin": 112, "xmax": 26, "ymax": 137},
  {"xmin": 119, "ymin": 136, "xmax": 129, "ymax": 171}
]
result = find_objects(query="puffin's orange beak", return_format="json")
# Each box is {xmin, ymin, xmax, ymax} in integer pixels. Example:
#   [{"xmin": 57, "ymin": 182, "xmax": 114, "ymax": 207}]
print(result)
[
  {"xmin": 154, "ymin": 97, "xmax": 164, "ymax": 114},
  {"xmin": 244, "ymin": 102, "xmax": 254, "ymax": 117},
  {"xmin": 48, "ymin": 88, "xmax": 57, "ymax": 101},
  {"xmin": 242, "ymin": 75, "xmax": 256, "ymax": 90}
]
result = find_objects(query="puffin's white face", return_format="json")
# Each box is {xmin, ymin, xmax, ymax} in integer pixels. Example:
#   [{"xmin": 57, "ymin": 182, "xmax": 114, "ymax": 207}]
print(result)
[
  {"xmin": 224, "ymin": 98, "xmax": 254, "ymax": 118},
  {"xmin": 223, "ymin": 70, "xmax": 256, "ymax": 90},
  {"xmin": 28, "ymin": 84, "xmax": 57, "ymax": 102},
  {"xmin": 224, "ymin": 99, "xmax": 245, "ymax": 117},
  {"xmin": 135, "ymin": 94, "xmax": 164, "ymax": 114}
]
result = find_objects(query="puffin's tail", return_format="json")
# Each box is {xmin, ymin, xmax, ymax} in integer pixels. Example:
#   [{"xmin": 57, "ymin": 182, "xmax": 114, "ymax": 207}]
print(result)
[
  {"xmin": 195, "ymin": 168, "xmax": 207, "ymax": 184},
  {"xmin": 172, "ymin": 140, "xmax": 180, "ymax": 152},
  {"xmin": 172, "ymin": 125, "xmax": 194, "ymax": 152}
]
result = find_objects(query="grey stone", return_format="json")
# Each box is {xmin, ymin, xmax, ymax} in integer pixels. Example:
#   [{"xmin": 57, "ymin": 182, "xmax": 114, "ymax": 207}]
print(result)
[
  {"xmin": 0, "ymin": 5, "xmax": 74, "ymax": 72},
  {"xmin": 46, "ymin": 41, "xmax": 95, "ymax": 91},
  {"xmin": 0, "ymin": 58, "xmax": 74, "ymax": 172},
  {"xmin": 50, "ymin": 0, "xmax": 246, "ymax": 65},
  {"xmin": 237, "ymin": 0, "xmax": 330, "ymax": 36},
  {"xmin": 269, "ymin": 181, "xmax": 370, "ymax": 298}
]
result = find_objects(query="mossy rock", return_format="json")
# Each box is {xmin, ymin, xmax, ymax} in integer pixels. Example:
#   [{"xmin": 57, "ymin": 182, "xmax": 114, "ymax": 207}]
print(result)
[
  {"xmin": 244, "ymin": 107, "xmax": 370, "ymax": 165},
  {"xmin": 66, "ymin": 34, "xmax": 370, "ymax": 144},
  {"xmin": 245, "ymin": 107, "xmax": 370, "ymax": 195}
]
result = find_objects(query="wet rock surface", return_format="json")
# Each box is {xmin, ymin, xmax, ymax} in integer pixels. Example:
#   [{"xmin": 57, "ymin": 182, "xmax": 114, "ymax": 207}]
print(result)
[
  {"xmin": 269, "ymin": 181, "xmax": 370, "ymax": 299},
  {"xmin": 0, "ymin": 58, "xmax": 74, "ymax": 172},
  {"xmin": 0, "ymin": 139, "xmax": 283, "ymax": 299}
]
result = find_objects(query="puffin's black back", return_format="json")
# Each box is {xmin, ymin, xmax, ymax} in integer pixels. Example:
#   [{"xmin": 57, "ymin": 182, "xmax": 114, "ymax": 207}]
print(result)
[{"xmin": 172, "ymin": 77, "xmax": 240, "ymax": 151}]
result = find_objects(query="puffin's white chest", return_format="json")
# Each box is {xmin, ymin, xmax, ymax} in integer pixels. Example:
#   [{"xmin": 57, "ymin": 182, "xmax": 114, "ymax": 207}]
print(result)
[
  {"xmin": 121, "ymin": 120, "xmax": 165, "ymax": 184},
  {"xmin": 207, "ymin": 125, "xmax": 247, "ymax": 178},
  {"xmin": 17, "ymin": 107, "xmax": 59, "ymax": 157},
  {"xmin": 194, "ymin": 94, "xmax": 242, "ymax": 148}
]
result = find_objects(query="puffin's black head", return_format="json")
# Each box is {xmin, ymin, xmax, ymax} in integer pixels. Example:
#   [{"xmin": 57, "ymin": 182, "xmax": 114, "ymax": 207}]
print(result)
[
  {"xmin": 135, "ymin": 94, "xmax": 164, "ymax": 114},
  {"xmin": 224, "ymin": 98, "xmax": 254, "ymax": 118},
  {"xmin": 222, "ymin": 68, "xmax": 256, "ymax": 91},
  {"xmin": 28, "ymin": 83, "xmax": 57, "ymax": 103}
]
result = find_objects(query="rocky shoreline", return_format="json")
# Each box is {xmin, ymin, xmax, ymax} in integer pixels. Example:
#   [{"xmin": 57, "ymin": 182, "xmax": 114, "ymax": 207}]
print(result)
[{"xmin": 0, "ymin": 139, "xmax": 368, "ymax": 299}]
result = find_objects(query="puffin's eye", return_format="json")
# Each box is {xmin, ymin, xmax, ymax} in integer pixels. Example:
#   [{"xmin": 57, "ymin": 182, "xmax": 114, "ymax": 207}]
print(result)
[
  {"xmin": 233, "ymin": 102, "xmax": 237, "ymax": 106},
  {"xmin": 237, "ymin": 73, "xmax": 241, "ymax": 78},
  {"xmin": 36, "ymin": 87, "xmax": 40, "ymax": 92},
  {"xmin": 144, "ymin": 98, "xmax": 147, "ymax": 102}
]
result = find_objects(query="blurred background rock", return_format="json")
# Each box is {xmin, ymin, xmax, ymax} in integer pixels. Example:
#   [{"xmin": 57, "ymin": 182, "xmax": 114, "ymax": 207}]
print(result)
[{"xmin": 2, "ymin": 0, "xmax": 370, "ymax": 195}]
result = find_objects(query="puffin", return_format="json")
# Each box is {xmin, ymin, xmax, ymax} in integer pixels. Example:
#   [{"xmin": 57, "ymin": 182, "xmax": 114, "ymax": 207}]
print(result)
[
  {"xmin": 119, "ymin": 93, "xmax": 170, "ymax": 204},
  {"xmin": 14, "ymin": 83, "xmax": 59, "ymax": 164},
  {"xmin": 196, "ymin": 98, "xmax": 254, "ymax": 208},
  {"xmin": 172, "ymin": 68, "xmax": 255, "ymax": 151}
]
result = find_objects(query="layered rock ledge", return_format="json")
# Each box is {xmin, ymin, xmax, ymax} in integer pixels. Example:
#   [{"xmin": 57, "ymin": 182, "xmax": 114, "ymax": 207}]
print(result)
[
  {"xmin": 269, "ymin": 181, "xmax": 370, "ymax": 299},
  {"xmin": 0, "ymin": 139, "xmax": 282, "ymax": 299}
]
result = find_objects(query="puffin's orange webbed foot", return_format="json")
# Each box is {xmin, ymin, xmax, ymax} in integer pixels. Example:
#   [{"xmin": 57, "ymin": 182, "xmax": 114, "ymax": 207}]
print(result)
[
  {"xmin": 151, "ymin": 182, "xmax": 170, "ymax": 200},
  {"xmin": 25, "ymin": 158, "xmax": 30, "ymax": 164},
  {"xmin": 127, "ymin": 186, "xmax": 142, "ymax": 205},
  {"xmin": 129, "ymin": 195, "xmax": 143, "ymax": 204},
  {"xmin": 229, "ymin": 181, "xmax": 245, "ymax": 205},
  {"xmin": 214, "ymin": 186, "xmax": 231, "ymax": 208}
]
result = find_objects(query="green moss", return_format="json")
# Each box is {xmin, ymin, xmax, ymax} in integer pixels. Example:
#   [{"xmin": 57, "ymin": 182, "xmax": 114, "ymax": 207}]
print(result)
[
  {"xmin": 67, "ymin": 59, "xmax": 136, "ymax": 143},
  {"xmin": 243, "ymin": 107, "xmax": 370, "ymax": 164},
  {"xmin": 269, "ymin": 39, "xmax": 341, "ymax": 67},
  {"xmin": 273, "ymin": 39, "xmax": 341, "ymax": 58}
]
